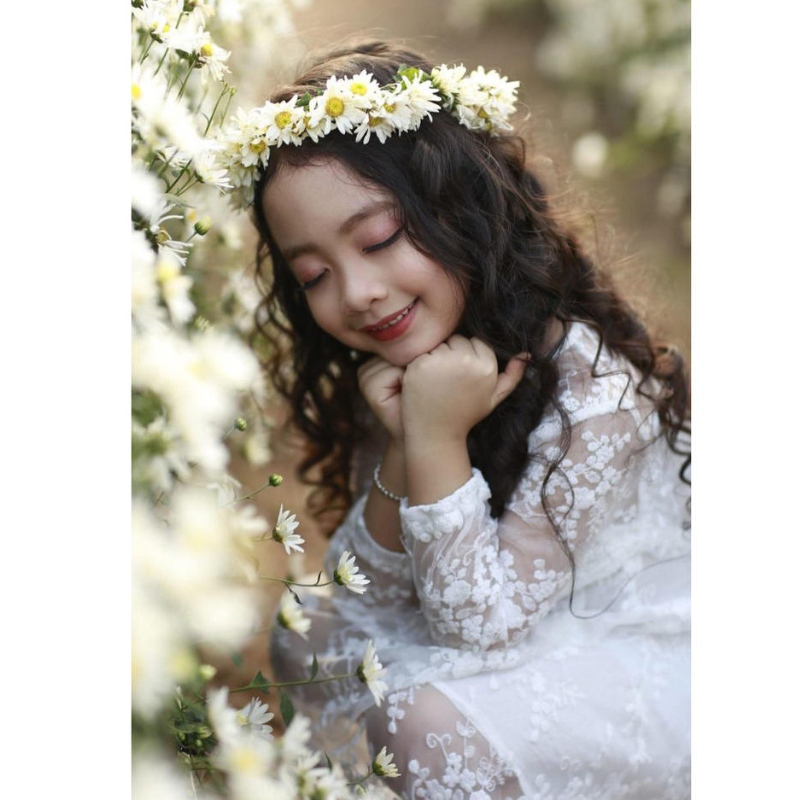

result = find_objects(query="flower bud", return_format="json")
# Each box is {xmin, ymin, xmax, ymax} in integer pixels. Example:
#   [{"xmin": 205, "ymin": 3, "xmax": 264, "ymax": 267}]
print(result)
[
  {"xmin": 194, "ymin": 216, "xmax": 213, "ymax": 235},
  {"xmin": 235, "ymin": 416, "xmax": 247, "ymax": 431},
  {"xmin": 268, "ymin": 473, "xmax": 283, "ymax": 487}
]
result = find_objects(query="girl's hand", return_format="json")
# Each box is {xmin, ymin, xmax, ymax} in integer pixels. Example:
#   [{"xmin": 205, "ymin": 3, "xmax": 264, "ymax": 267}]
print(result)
[
  {"xmin": 357, "ymin": 356, "xmax": 406, "ymax": 441},
  {"xmin": 401, "ymin": 336, "xmax": 528, "ymax": 446}
]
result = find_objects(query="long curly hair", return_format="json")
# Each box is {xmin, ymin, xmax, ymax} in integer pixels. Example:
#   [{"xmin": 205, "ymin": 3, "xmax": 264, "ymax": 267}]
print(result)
[{"xmin": 250, "ymin": 39, "xmax": 690, "ymax": 540}]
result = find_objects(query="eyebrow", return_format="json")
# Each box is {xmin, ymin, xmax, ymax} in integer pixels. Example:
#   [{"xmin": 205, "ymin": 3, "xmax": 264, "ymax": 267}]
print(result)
[{"xmin": 281, "ymin": 200, "xmax": 397, "ymax": 262}]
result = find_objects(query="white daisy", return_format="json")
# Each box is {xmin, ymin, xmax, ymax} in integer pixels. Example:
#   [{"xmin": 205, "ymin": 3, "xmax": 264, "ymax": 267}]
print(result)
[
  {"xmin": 372, "ymin": 746, "xmax": 400, "ymax": 778},
  {"xmin": 307, "ymin": 75, "xmax": 368, "ymax": 137},
  {"xmin": 221, "ymin": 106, "xmax": 272, "ymax": 169},
  {"xmin": 397, "ymin": 72, "xmax": 441, "ymax": 127},
  {"xmin": 278, "ymin": 715, "xmax": 312, "ymax": 762},
  {"xmin": 271, "ymin": 505, "xmax": 304, "ymax": 554},
  {"xmin": 196, "ymin": 38, "xmax": 231, "ymax": 82},
  {"xmin": 332, "ymin": 549, "xmax": 370, "ymax": 594},
  {"xmin": 340, "ymin": 70, "xmax": 383, "ymax": 107},
  {"xmin": 236, "ymin": 697, "xmax": 274, "ymax": 739},
  {"xmin": 277, "ymin": 591, "xmax": 311, "ymax": 640},
  {"xmin": 261, "ymin": 97, "xmax": 306, "ymax": 146},
  {"xmin": 357, "ymin": 640, "xmax": 388, "ymax": 707},
  {"xmin": 431, "ymin": 64, "xmax": 468, "ymax": 109},
  {"xmin": 193, "ymin": 146, "xmax": 232, "ymax": 190},
  {"xmin": 354, "ymin": 111, "xmax": 396, "ymax": 144}
]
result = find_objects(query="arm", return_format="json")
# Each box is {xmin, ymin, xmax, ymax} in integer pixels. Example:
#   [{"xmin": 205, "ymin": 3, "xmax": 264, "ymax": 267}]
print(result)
[
  {"xmin": 398, "ymin": 404, "xmax": 651, "ymax": 651},
  {"xmin": 395, "ymin": 335, "xmax": 660, "ymax": 651}
]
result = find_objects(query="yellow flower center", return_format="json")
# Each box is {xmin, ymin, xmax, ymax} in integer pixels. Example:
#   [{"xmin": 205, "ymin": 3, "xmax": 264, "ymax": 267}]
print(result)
[
  {"xmin": 351, "ymin": 82, "xmax": 368, "ymax": 96},
  {"xmin": 384, "ymin": 102, "xmax": 396, "ymax": 113},
  {"xmin": 325, "ymin": 96, "xmax": 345, "ymax": 118},
  {"xmin": 131, "ymin": 83, "xmax": 141, "ymax": 101},
  {"xmin": 249, "ymin": 139, "xmax": 266, "ymax": 154},
  {"xmin": 200, "ymin": 43, "xmax": 214, "ymax": 58},
  {"xmin": 369, "ymin": 116, "xmax": 384, "ymax": 128},
  {"xmin": 274, "ymin": 110, "xmax": 293, "ymax": 129},
  {"xmin": 231, "ymin": 746, "xmax": 261, "ymax": 774}
]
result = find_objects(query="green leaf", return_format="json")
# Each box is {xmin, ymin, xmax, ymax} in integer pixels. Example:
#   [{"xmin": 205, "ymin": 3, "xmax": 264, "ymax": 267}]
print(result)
[
  {"xmin": 230, "ymin": 651, "xmax": 244, "ymax": 669},
  {"xmin": 279, "ymin": 689, "xmax": 295, "ymax": 727},
  {"xmin": 249, "ymin": 670, "xmax": 271, "ymax": 691},
  {"xmin": 309, "ymin": 653, "xmax": 319, "ymax": 680},
  {"xmin": 396, "ymin": 66, "xmax": 428, "ymax": 84}
]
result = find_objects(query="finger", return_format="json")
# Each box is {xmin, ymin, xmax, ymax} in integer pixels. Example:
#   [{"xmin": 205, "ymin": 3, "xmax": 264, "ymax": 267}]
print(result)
[
  {"xmin": 358, "ymin": 356, "xmax": 396, "ymax": 384},
  {"xmin": 468, "ymin": 337, "xmax": 496, "ymax": 360},
  {"xmin": 491, "ymin": 352, "xmax": 530, "ymax": 406},
  {"xmin": 443, "ymin": 334, "xmax": 470, "ymax": 351}
]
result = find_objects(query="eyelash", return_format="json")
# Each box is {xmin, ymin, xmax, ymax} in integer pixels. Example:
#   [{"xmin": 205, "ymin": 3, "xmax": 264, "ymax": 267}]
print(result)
[
  {"xmin": 363, "ymin": 227, "xmax": 403, "ymax": 254},
  {"xmin": 299, "ymin": 227, "xmax": 403, "ymax": 291}
]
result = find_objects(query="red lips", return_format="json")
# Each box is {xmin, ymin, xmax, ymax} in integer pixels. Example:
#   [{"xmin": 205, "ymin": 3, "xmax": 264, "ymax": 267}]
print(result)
[{"xmin": 361, "ymin": 299, "xmax": 418, "ymax": 342}]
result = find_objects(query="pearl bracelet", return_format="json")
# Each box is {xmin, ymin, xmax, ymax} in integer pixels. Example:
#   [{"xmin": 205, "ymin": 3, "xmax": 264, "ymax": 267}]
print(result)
[{"xmin": 373, "ymin": 462, "xmax": 406, "ymax": 503}]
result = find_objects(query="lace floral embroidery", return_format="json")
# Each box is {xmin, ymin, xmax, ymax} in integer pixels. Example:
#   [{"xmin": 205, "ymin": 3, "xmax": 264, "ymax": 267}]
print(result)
[{"xmin": 407, "ymin": 720, "xmax": 522, "ymax": 800}]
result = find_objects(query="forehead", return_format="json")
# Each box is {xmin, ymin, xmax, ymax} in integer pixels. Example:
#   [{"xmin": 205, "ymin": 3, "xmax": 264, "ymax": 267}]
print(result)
[{"xmin": 262, "ymin": 159, "xmax": 394, "ymax": 238}]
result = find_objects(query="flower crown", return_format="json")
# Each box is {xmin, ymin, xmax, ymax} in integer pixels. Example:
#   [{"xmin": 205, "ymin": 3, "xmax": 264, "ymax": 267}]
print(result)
[{"xmin": 216, "ymin": 64, "xmax": 520, "ymax": 205}]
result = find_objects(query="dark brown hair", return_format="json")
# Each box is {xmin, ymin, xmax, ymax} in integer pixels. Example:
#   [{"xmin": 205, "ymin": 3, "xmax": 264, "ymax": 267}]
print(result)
[{"xmin": 250, "ymin": 39, "xmax": 690, "ymax": 541}]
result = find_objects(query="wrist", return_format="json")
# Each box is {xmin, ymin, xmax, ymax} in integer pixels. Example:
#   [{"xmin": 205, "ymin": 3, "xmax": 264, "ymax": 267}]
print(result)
[
  {"xmin": 404, "ymin": 438, "xmax": 472, "ymax": 507},
  {"xmin": 373, "ymin": 460, "xmax": 407, "ymax": 503}
]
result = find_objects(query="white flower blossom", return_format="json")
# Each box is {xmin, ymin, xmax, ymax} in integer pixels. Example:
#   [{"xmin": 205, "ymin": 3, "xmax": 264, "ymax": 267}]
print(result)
[
  {"xmin": 236, "ymin": 697, "xmax": 274, "ymax": 739},
  {"xmin": 132, "ymin": 62, "xmax": 206, "ymax": 163},
  {"xmin": 306, "ymin": 75, "xmax": 369, "ymax": 138},
  {"xmin": 333, "ymin": 549, "xmax": 370, "ymax": 594},
  {"xmin": 277, "ymin": 714, "xmax": 313, "ymax": 761},
  {"xmin": 261, "ymin": 97, "xmax": 307, "ymax": 146},
  {"xmin": 271, "ymin": 504, "xmax": 304, "ymax": 553},
  {"xmin": 218, "ymin": 61, "xmax": 519, "ymax": 205},
  {"xmin": 277, "ymin": 591, "xmax": 311, "ymax": 640},
  {"xmin": 357, "ymin": 640, "xmax": 388, "ymax": 707},
  {"xmin": 372, "ymin": 746, "xmax": 400, "ymax": 778}
]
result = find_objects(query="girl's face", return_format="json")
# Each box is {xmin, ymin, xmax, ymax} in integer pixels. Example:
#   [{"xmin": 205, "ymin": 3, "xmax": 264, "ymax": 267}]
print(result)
[{"xmin": 262, "ymin": 159, "xmax": 465, "ymax": 367}]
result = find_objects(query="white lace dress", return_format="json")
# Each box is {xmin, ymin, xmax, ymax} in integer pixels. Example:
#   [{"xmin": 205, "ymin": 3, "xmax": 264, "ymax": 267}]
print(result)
[{"xmin": 270, "ymin": 322, "xmax": 691, "ymax": 799}]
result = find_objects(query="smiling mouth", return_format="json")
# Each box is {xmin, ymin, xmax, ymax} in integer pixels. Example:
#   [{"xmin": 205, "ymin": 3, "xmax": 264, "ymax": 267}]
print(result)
[{"xmin": 362, "ymin": 300, "xmax": 418, "ymax": 333}]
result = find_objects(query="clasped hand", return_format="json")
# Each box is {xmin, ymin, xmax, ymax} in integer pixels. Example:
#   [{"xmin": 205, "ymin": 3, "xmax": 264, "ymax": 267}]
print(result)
[{"xmin": 357, "ymin": 335, "xmax": 528, "ymax": 446}]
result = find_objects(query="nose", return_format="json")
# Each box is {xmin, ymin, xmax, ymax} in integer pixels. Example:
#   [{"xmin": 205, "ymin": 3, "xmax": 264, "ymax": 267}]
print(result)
[{"xmin": 340, "ymin": 261, "xmax": 388, "ymax": 315}]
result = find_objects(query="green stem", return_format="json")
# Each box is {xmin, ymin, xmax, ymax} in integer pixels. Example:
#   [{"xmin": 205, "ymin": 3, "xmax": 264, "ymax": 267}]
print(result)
[
  {"xmin": 203, "ymin": 83, "xmax": 230, "ymax": 135},
  {"xmin": 164, "ymin": 164, "xmax": 192, "ymax": 194},
  {"xmin": 152, "ymin": 46, "xmax": 169, "ymax": 78},
  {"xmin": 230, "ymin": 479, "xmax": 279, "ymax": 504},
  {"xmin": 177, "ymin": 56, "xmax": 198, "ymax": 100},
  {"xmin": 138, "ymin": 36, "xmax": 154, "ymax": 64},
  {"xmin": 170, "ymin": 171, "xmax": 198, "ymax": 197},
  {"xmin": 229, "ymin": 673, "xmax": 355, "ymax": 694},
  {"xmin": 260, "ymin": 575, "xmax": 333, "ymax": 589}
]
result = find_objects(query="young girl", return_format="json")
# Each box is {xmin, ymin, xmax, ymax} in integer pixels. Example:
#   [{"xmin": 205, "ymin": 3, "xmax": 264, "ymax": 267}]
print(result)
[{"xmin": 234, "ymin": 39, "xmax": 691, "ymax": 799}]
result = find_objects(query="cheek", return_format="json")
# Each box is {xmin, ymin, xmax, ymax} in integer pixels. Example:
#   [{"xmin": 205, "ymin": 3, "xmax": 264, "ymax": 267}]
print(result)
[{"xmin": 305, "ymin": 294, "xmax": 345, "ymax": 337}]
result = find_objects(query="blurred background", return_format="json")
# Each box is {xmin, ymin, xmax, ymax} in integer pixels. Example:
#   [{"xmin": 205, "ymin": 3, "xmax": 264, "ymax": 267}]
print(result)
[{"xmin": 218, "ymin": 0, "xmax": 690, "ymax": 692}]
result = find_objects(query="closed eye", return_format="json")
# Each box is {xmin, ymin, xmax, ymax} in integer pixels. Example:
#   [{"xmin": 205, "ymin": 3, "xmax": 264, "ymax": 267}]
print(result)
[
  {"xmin": 363, "ymin": 227, "xmax": 403, "ymax": 254},
  {"xmin": 299, "ymin": 272, "xmax": 326, "ymax": 291}
]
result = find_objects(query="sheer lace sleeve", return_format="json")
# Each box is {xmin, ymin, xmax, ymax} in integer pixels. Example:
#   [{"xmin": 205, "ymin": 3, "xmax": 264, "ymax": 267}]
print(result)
[
  {"xmin": 326, "ymin": 324, "xmax": 683, "ymax": 653},
  {"xmin": 397, "ymin": 324, "xmax": 672, "ymax": 652}
]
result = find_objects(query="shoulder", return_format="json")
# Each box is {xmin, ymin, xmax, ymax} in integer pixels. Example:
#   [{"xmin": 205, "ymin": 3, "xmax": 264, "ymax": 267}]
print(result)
[{"xmin": 530, "ymin": 322, "xmax": 659, "ymax": 447}]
